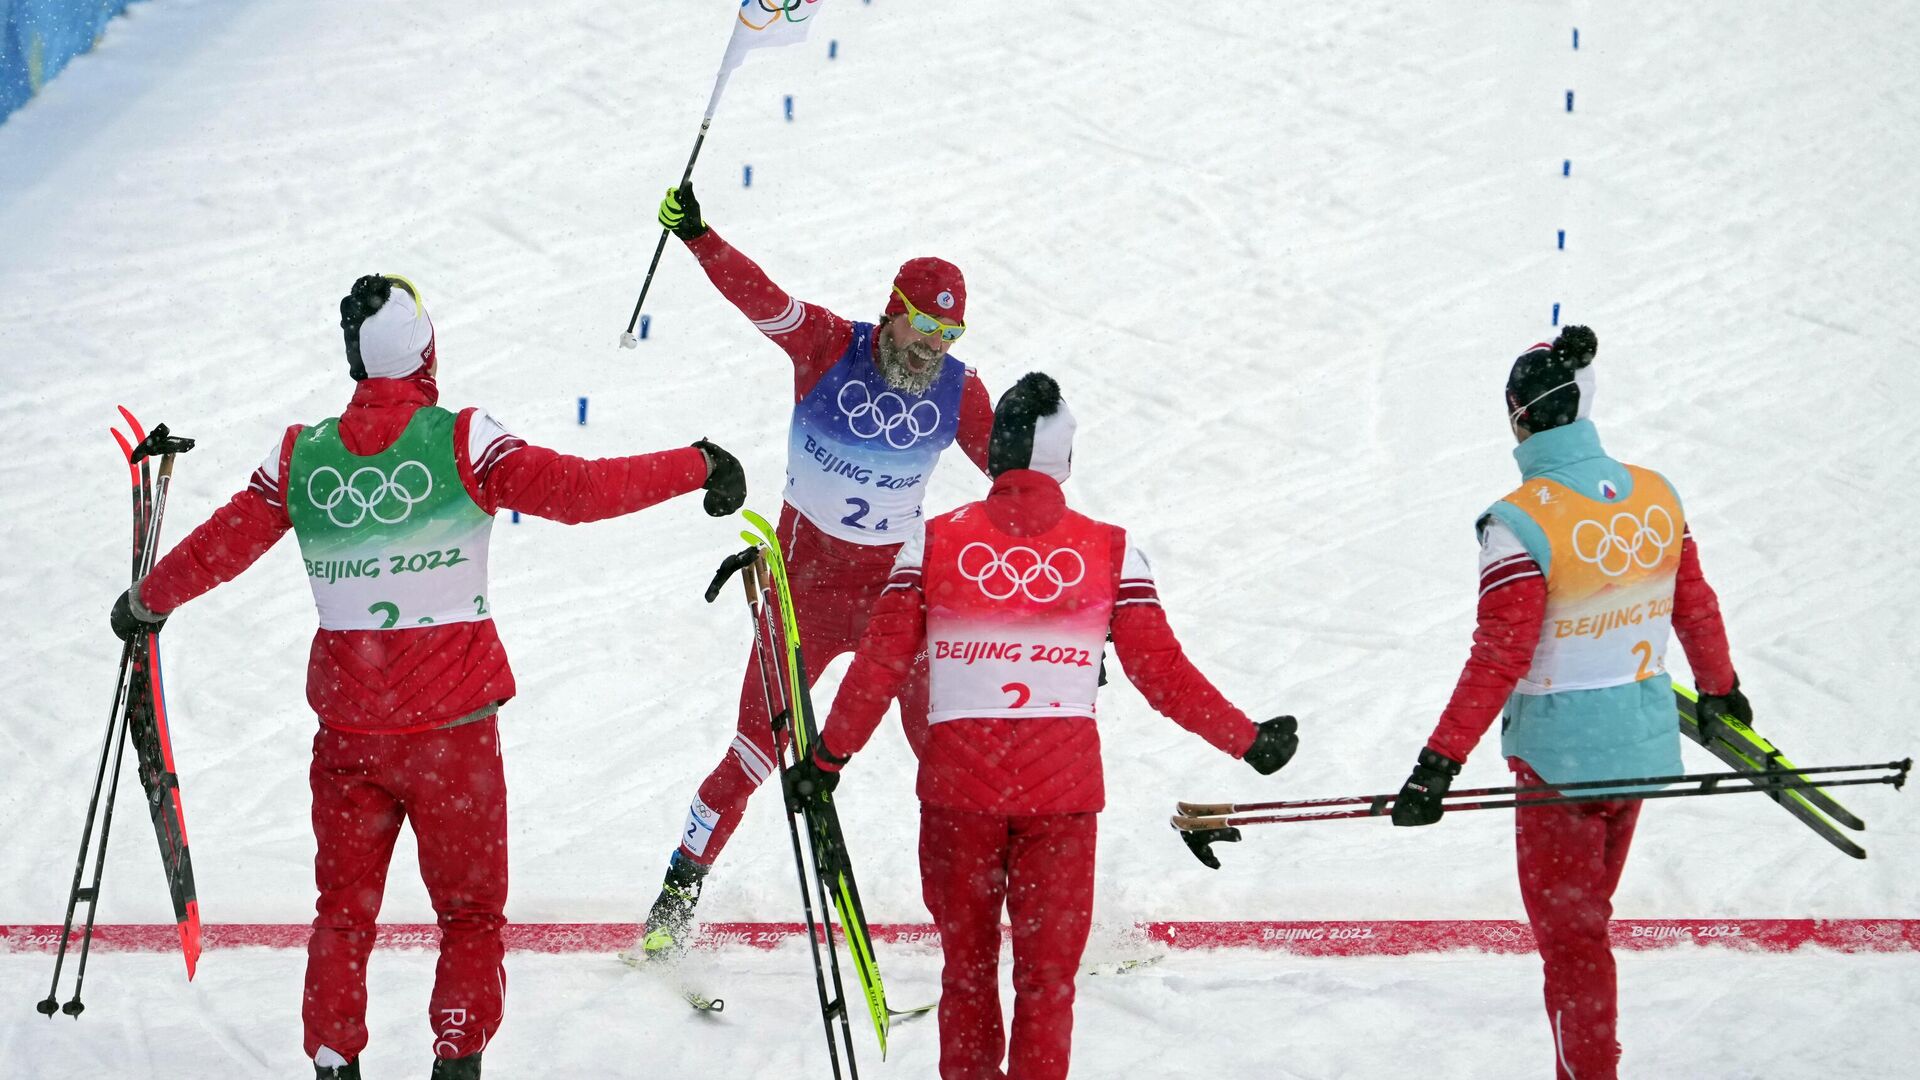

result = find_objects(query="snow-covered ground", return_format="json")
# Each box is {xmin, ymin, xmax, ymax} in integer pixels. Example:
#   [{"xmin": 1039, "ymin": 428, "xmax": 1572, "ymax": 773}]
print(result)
[
  {"xmin": 1, "ymin": 0, "xmax": 1915, "ymax": 1076},
  {"xmin": 6, "ymin": 944, "xmax": 1917, "ymax": 1080}
]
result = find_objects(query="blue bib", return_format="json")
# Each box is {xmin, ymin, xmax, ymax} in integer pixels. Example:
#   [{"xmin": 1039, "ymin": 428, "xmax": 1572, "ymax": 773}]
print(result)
[{"xmin": 785, "ymin": 322, "xmax": 966, "ymax": 544}]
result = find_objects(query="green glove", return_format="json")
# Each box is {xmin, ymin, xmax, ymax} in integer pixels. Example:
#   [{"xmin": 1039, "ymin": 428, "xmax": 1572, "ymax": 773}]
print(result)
[{"xmin": 658, "ymin": 182, "xmax": 708, "ymax": 242}]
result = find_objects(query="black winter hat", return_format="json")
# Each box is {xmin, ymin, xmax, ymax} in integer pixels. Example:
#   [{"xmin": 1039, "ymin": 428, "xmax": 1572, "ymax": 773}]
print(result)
[
  {"xmin": 987, "ymin": 372, "xmax": 1077, "ymax": 480},
  {"xmin": 1506, "ymin": 325, "xmax": 1598, "ymax": 433}
]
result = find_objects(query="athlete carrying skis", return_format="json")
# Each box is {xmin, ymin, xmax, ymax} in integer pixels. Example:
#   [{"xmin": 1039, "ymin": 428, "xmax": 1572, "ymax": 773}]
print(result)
[
  {"xmin": 639, "ymin": 182, "xmax": 997, "ymax": 955},
  {"xmin": 1387, "ymin": 326, "xmax": 1744, "ymax": 1080},
  {"xmin": 785, "ymin": 373, "xmax": 1301, "ymax": 1080},
  {"xmin": 107, "ymin": 275, "xmax": 747, "ymax": 1080}
]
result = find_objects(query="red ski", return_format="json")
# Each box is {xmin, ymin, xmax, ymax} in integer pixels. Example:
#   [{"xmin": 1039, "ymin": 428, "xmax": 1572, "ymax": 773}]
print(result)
[{"xmin": 38, "ymin": 409, "xmax": 199, "ymax": 1018}]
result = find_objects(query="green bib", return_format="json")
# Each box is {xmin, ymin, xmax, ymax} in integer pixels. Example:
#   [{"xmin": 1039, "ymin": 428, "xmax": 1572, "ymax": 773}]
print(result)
[{"xmin": 287, "ymin": 406, "xmax": 494, "ymax": 630}]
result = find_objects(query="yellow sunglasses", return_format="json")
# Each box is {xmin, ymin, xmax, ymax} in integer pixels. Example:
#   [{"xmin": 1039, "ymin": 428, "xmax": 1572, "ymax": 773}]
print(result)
[{"xmin": 892, "ymin": 286, "xmax": 965, "ymax": 342}]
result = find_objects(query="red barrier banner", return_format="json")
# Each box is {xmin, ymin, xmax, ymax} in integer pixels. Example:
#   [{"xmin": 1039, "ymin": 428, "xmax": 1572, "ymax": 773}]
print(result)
[{"xmin": 2, "ymin": 919, "xmax": 1914, "ymax": 957}]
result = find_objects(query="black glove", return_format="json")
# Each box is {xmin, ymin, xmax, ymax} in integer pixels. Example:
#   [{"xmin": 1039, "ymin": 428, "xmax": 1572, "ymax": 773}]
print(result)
[
  {"xmin": 1179, "ymin": 824, "xmax": 1242, "ymax": 870},
  {"xmin": 1550, "ymin": 324, "xmax": 1597, "ymax": 365},
  {"xmin": 1695, "ymin": 678, "xmax": 1754, "ymax": 746},
  {"xmin": 1243, "ymin": 715, "xmax": 1299, "ymax": 775},
  {"xmin": 658, "ymin": 183, "xmax": 708, "ymax": 242},
  {"xmin": 783, "ymin": 749, "xmax": 843, "ymax": 816},
  {"xmin": 110, "ymin": 585, "xmax": 167, "ymax": 642},
  {"xmin": 1391, "ymin": 747, "xmax": 1462, "ymax": 827},
  {"xmin": 694, "ymin": 438, "xmax": 746, "ymax": 518}
]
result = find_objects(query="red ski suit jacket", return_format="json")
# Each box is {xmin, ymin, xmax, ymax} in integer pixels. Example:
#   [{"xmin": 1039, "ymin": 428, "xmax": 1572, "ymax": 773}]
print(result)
[
  {"xmin": 816, "ymin": 470, "xmax": 1260, "ymax": 815},
  {"xmin": 137, "ymin": 374, "xmax": 708, "ymax": 733}
]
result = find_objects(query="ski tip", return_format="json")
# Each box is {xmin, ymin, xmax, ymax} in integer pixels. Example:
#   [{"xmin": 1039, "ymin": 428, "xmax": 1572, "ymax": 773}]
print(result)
[
  {"xmin": 116, "ymin": 405, "xmax": 147, "ymax": 442},
  {"xmin": 181, "ymin": 902, "xmax": 203, "ymax": 980}
]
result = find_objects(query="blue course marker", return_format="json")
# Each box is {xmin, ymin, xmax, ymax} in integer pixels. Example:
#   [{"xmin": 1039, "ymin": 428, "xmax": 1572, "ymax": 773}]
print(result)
[
  {"xmin": 1557, "ymin": 229, "xmax": 1566, "ymax": 250},
  {"xmin": 578, "ymin": 396, "xmax": 589, "ymax": 425},
  {"xmin": 640, "ymin": 314, "xmax": 651, "ymax": 340},
  {"xmin": 1552, "ymin": 302, "xmax": 1562, "ymax": 327},
  {"xmin": 784, "ymin": 94, "xmax": 794, "ymax": 121},
  {"xmin": 828, "ymin": 39, "xmax": 837, "ymax": 59},
  {"xmin": 1563, "ymin": 159, "xmax": 1572, "ymax": 177},
  {"xmin": 1566, "ymin": 90, "xmax": 1575, "ymax": 112},
  {"xmin": 1573, "ymin": 28, "xmax": 1580, "ymax": 50},
  {"xmin": 743, "ymin": 164, "xmax": 753, "ymax": 187},
  {"xmin": 511, "ymin": 510, "xmax": 521, "ymax": 524}
]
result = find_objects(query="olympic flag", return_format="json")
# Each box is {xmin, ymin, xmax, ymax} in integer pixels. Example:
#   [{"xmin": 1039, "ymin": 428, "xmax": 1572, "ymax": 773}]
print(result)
[
  {"xmin": 706, "ymin": 0, "xmax": 828, "ymax": 117},
  {"xmin": 623, "ymin": 0, "xmax": 829, "ymax": 347}
]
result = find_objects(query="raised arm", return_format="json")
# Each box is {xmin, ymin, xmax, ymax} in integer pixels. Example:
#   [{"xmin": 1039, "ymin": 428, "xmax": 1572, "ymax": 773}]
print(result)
[{"xmin": 661, "ymin": 182, "xmax": 855, "ymax": 400}]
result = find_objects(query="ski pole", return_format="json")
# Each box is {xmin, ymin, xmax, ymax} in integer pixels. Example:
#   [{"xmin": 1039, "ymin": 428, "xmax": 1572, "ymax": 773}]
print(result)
[
  {"xmin": 753, "ymin": 552, "xmax": 863, "ymax": 1079},
  {"xmin": 713, "ymin": 547, "xmax": 853, "ymax": 1079},
  {"xmin": 57, "ymin": 641, "xmax": 149, "ymax": 1016},
  {"xmin": 37, "ymin": 639, "xmax": 139, "ymax": 1017},
  {"xmin": 1178, "ymin": 759, "xmax": 1908, "ymax": 818},
  {"xmin": 1173, "ymin": 760, "xmax": 1910, "ymax": 830}
]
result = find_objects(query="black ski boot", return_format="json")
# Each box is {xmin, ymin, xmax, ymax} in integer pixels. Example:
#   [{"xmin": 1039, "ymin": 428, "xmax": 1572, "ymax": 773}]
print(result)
[
  {"xmin": 636, "ymin": 851, "xmax": 710, "ymax": 961},
  {"xmin": 431, "ymin": 1053, "xmax": 481, "ymax": 1079},
  {"xmin": 315, "ymin": 1060, "xmax": 361, "ymax": 1080}
]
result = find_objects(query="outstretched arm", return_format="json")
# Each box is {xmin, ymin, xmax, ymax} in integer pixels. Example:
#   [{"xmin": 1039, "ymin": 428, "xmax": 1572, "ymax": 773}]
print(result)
[
  {"xmin": 457, "ymin": 410, "xmax": 708, "ymax": 524},
  {"xmin": 684, "ymin": 228, "xmax": 855, "ymax": 401},
  {"xmin": 1108, "ymin": 537, "xmax": 1259, "ymax": 757},
  {"xmin": 139, "ymin": 430, "xmax": 298, "ymax": 614},
  {"xmin": 1422, "ymin": 518, "xmax": 1548, "ymax": 764}
]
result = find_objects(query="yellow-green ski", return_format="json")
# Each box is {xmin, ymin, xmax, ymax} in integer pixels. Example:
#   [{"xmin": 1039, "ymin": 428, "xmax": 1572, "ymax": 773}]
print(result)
[
  {"xmin": 740, "ymin": 508, "xmax": 898, "ymax": 1057},
  {"xmin": 1674, "ymin": 684, "xmax": 1867, "ymax": 857}
]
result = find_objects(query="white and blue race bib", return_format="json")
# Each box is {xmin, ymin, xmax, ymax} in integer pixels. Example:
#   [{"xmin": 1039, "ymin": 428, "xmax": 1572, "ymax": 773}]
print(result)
[{"xmin": 785, "ymin": 322, "xmax": 966, "ymax": 544}]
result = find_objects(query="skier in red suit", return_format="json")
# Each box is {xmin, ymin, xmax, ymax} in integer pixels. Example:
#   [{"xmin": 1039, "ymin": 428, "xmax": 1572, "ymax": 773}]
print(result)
[
  {"xmin": 108, "ymin": 275, "xmax": 747, "ymax": 1080},
  {"xmin": 785, "ymin": 373, "xmax": 1301, "ymax": 1080},
  {"xmin": 1388, "ymin": 327, "xmax": 1742, "ymax": 1080},
  {"xmin": 638, "ymin": 182, "xmax": 997, "ymax": 955}
]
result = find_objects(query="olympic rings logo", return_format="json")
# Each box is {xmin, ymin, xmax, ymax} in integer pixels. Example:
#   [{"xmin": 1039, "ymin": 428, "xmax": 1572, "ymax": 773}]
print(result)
[
  {"xmin": 838, "ymin": 381, "xmax": 941, "ymax": 449},
  {"xmin": 956, "ymin": 542, "xmax": 1085, "ymax": 603},
  {"xmin": 1571, "ymin": 505, "xmax": 1675, "ymax": 577},
  {"xmin": 739, "ymin": 0, "xmax": 818, "ymax": 31},
  {"xmin": 306, "ymin": 461, "xmax": 434, "ymax": 528}
]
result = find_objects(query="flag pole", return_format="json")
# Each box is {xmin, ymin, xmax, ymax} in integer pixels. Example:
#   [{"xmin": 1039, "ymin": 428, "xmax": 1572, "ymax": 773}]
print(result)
[
  {"xmin": 618, "ymin": 2, "xmax": 820, "ymax": 349},
  {"xmin": 619, "ymin": 114, "xmax": 714, "ymax": 349}
]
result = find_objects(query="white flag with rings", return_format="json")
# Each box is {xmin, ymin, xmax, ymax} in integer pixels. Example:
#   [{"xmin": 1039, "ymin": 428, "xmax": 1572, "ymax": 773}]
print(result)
[{"xmin": 706, "ymin": 0, "xmax": 827, "ymax": 116}]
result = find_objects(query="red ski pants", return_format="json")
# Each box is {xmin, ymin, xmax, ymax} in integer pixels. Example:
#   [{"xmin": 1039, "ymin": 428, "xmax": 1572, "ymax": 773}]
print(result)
[
  {"xmin": 681, "ymin": 506, "xmax": 928, "ymax": 865},
  {"xmin": 303, "ymin": 718, "xmax": 508, "ymax": 1063},
  {"xmin": 920, "ymin": 806, "xmax": 1097, "ymax": 1080},
  {"xmin": 1512, "ymin": 760, "xmax": 1642, "ymax": 1080}
]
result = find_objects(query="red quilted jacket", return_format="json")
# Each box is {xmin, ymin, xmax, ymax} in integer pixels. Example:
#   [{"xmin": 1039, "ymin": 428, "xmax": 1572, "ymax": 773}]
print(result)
[
  {"xmin": 138, "ymin": 374, "xmax": 708, "ymax": 733},
  {"xmin": 818, "ymin": 470, "xmax": 1258, "ymax": 815}
]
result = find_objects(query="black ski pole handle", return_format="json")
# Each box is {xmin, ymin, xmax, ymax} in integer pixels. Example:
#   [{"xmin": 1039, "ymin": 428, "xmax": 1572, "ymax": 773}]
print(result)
[
  {"xmin": 129, "ymin": 423, "xmax": 196, "ymax": 464},
  {"xmin": 705, "ymin": 545, "xmax": 760, "ymax": 603}
]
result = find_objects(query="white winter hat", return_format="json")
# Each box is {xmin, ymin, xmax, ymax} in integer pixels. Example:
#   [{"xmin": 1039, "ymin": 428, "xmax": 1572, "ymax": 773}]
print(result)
[{"xmin": 340, "ymin": 274, "xmax": 436, "ymax": 380}]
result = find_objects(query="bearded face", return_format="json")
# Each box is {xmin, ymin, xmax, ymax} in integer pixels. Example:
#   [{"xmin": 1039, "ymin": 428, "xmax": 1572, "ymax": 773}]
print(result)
[{"xmin": 874, "ymin": 324, "xmax": 945, "ymax": 395}]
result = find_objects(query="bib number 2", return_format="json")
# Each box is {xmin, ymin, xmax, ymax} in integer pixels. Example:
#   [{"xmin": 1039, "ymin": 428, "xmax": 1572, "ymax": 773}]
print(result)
[
  {"xmin": 1631, "ymin": 640, "xmax": 1656, "ymax": 681},
  {"xmin": 839, "ymin": 497, "xmax": 888, "ymax": 532}
]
